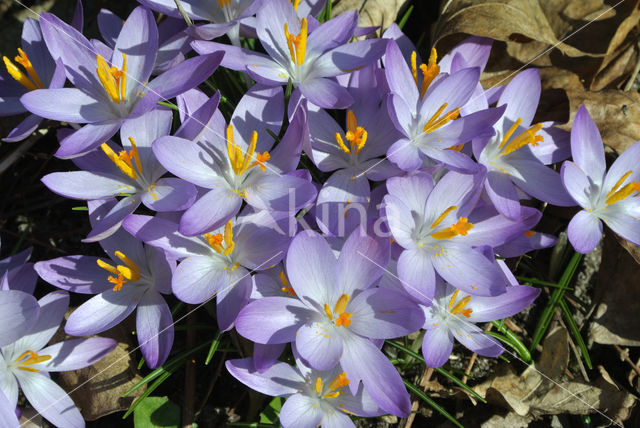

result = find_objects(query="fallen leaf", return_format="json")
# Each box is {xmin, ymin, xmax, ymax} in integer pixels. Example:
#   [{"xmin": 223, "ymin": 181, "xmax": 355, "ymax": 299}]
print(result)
[
  {"xmin": 590, "ymin": 232, "xmax": 640, "ymax": 346},
  {"xmin": 332, "ymin": 0, "xmax": 407, "ymax": 34}
]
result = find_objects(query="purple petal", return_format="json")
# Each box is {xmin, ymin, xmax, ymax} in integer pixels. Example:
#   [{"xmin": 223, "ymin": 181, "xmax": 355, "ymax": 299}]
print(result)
[
  {"xmin": 280, "ymin": 394, "xmax": 324, "ymax": 428},
  {"xmin": 486, "ymin": 171, "xmax": 521, "ymax": 220},
  {"xmin": 269, "ymin": 103, "xmax": 308, "ymax": 173},
  {"xmin": 421, "ymin": 327, "xmax": 454, "ymax": 368},
  {"xmin": 42, "ymin": 171, "xmax": 135, "ymax": 200},
  {"xmin": 0, "ymin": 290, "xmax": 39, "ymax": 347},
  {"xmin": 40, "ymin": 337, "xmax": 117, "ymax": 371},
  {"xmin": 509, "ymin": 159, "xmax": 575, "ymax": 206},
  {"xmin": 307, "ymin": 11, "xmax": 357, "ymax": 52},
  {"xmin": 233, "ymin": 212, "xmax": 291, "ymax": 270},
  {"xmin": 498, "ymin": 68, "xmax": 540, "ymax": 127},
  {"xmin": 298, "ymin": 77, "xmax": 353, "ymax": 109},
  {"xmin": 310, "ymin": 39, "xmax": 387, "ymax": 79},
  {"xmin": 560, "ymin": 161, "xmax": 591, "ymax": 208},
  {"xmin": 55, "ymin": 120, "xmax": 122, "ymax": 159},
  {"xmin": 3, "ymin": 114, "xmax": 43, "ymax": 143},
  {"xmin": 571, "ymin": 105, "xmax": 606, "ymax": 183},
  {"xmin": 216, "ymin": 274, "xmax": 252, "ymax": 331},
  {"xmin": 453, "ymin": 321, "xmax": 503, "ymax": 357},
  {"xmin": 83, "ymin": 195, "xmax": 140, "ymax": 242},
  {"xmin": 97, "ymin": 8, "xmax": 121, "ymax": 47},
  {"xmin": 179, "ymin": 186, "xmax": 242, "ymax": 236},
  {"xmin": 136, "ymin": 291, "xmax": 173, "ymax": 368},
  {"xmin": 171, "ymin": 256, "xmax": 240, "ymax": 304},
  {"xmin": 244, "ymin": 173, "xmax": 317, "ymax": 213},
  {"xmin": 568, "ymin": 210, "xmax": 602, "ymax": 254},
  {"xmin": 235, "ymin": 297, "xmax": 309, "ymax": 344},
  {"xmin": 141, "ymin": 177, "xmax": 197, "ymax": 212},
  {"xmin": 34, "ymin": 255, "xmax": 112, "ymax": 294},
  {"xmin": 467, "ymin": 285, "xmax": 540, "ymax": 322},
  {"xmin": 603, "ymin": 207, "xmax": 640, "ymax": 246},
  {"xmin": 152, "ymin": 136, "xmax": 224, "ymax": 188},
  {"xmin": 396, "ymin": 248, "xmax": 436, "ymax": 302},
  {"xmin": 226, "ymin": 358, "xmax": 303, "ymax": 397},
  {"xmin": 15, "ymin": 291, "xmax": 68, "ymax": 352},
  {"xmin": 295, "ymin": 322, "xmax": 343, "ymax": 370},
  {"xmin": 386, "ymin": 172, "xmax": 433, "ymax": 215},
  {"xmin": 231, "ymin": 85, "xmax": 283, "ymax": 152},
  {"xmin": 253, "ymin": 343, "xmax": 286, "ymax": 372},
  {"xmin": 604, "ymin": 140, "xmax": 640, "ymax": 192},
  {"xmin": 384, "ymin": 39, "xmax": 418, "ymax": 107},
  {"xmin": 387, "ymin": 137, "xmax": 422, "ymax": 171},
  {"xmin": 20, "ymin": 88, "xmax": 111, "ymax": 123},
  {"xmin": 337, "ymin": 229, "xmax": 389, "ymax": 295}
]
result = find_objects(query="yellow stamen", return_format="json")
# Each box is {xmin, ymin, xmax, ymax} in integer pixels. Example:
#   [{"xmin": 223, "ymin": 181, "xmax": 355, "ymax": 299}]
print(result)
[
  {"xmin": 14, "ymin": 350, "xmax": 51, "ymax": 373},
  {"xmin": 97, "ymin": 258, "xmax": 119, "ymax": 276},
  {"xmin": 279, "ymin": 271, "xmax": 290, "ymax": 287},
  {"xmin": 204, "ymin": 232, "xmax": 224, "ymax": 254},
  {"xmin": 328, "ymin": 372, "xmax": 350, "ymax": 390},
  {"xmin": 226, "ymin": 124, "xmax": 270, "ymax": 176},
  {"xmin": 410, "ymin": 51, "xmax": 418, "ymax": 86},
  {"xmin": 606, "ymin": 170, "xmax": 634, "ymax": 200},
  {"xmin": 336, "ymin": 110, "xmax": 367, "ymax": 155},
  {"xmin": 334, "ymin": 294, "xmax": 349, "ymax": 314},
  {"xmin": 204, "ymin": 221, "xmax": 235, "ymax": 255},
  {"xmin": 315, "ymin": 377, "xmax": 323, "ymax": 394},
  {"xmin": 430, "ymin": 217, "xmax": 474, "ymax": 240},
  {"xmin": 335, "ymin": 133, "xmax": 351, "ymax": 154},
  {"xmin": 96, "ymin": 251, "xmax": 141, "ymax": 291},
  {"xmin": 430, "ymin": 206, "xmax": 458, "ymax": 229},
  {"xmin": 279, "ymin": 271, "xmax": 295, "ymax": 296},
  {"xmin": 96, "ymin": 53, "xmax": 127, "ymax": 104},
  {"xmin": 606, "ymin": 180, "xmax": 640, "ymax": 205},
  {"xmin": 499, "ymin": 120, "xmax": 544, "ymax": 156},
  {"xmin": 291, "ymin": 0, "xmax": 301, "ymax": 10},
  {"xmin": 4, "ymin": 47, "xmax": 45, "ymax": 91},
  {"xmin": 449, "ymin": 290, "xmax": 472, "ymax": 318},
  {"xmin": 524, "ymin": 230, "xmax": 536, "ymax": 237},
  {"xmin": 423, "ymin": 103, "xmax": 460, "ymax": 134},
  {"xmin": 335, "ymin": 312, "xmax": 352, "ymax": 327},
  {"xmin": 332, "ymin": 294, "xmax": 352, "ymax": 327},
  {"xmin": 410, "ymin": 49, "xmax": 440, "ymax": 98},
  {"xmin": 223, "ymin": 221, "xmax": 235, "ymax": 255},
  {"xmin": 324, "ymin": 303, "xmax": 334, "ymax": 320},
  {"xmin": 217, "ymin": 0, "xmax": 230, "ymax": 8},
  {"xmin": 284, "ymin": 18, "xmax": 307, "ymax": 66},
  {"xmin": 128, "ymin": 137, "xmax": 143, "ymax": 174}
]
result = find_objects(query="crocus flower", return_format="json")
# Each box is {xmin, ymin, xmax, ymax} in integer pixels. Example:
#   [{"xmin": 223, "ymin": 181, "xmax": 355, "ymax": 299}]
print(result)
[
  {"xmin": 0, "ymin": 291, "xmax": 116, "ymax": 428},
  {"xmin": 473, "ymin": 68, "xmax": 574, "ymax": 220},
  {"xmin": 235, "ymin": 229, "xmax": 424, "ymax": 416},
  {"xmin": 0, "ymin": 18, "xmax": 65, "ymax": 142},
  {"xmin": 42, "ymin": 108, "xmax": 197, "ymax": 242},
  {"xmin": 35, "ymin": 199, "xmax": 175, "ymax": 368},
  {"xmin": 419, "ymin": 262, "xmax": 539, "ymax": 367},
  {"xmin": 383, "ymin": 170, "xmax": 541, "ymax": 300},
  {"xmin": 21, "ymin": 7, "xmax": 223, "ymax": 158},
  {"xmin": 384, "ymin": 39, "xmax": 503, "ymax": 172},
  {"xmin": 226, "ymin": 357, "xmax": 384, "ymax": 427},
  {"xmin": 561, "ymin": 105, "xmax": 640, "ymax": 253},
  {"xmin": 192, "ymin": 0, "xmax": 387, "ymax": 109},
  {"xmin": 153, "ymin": 85, "xmax": 316, "ymax": 236},
  {"xmin": 123, "ymin": 208, "xmax": 294, "ymax": 331}
]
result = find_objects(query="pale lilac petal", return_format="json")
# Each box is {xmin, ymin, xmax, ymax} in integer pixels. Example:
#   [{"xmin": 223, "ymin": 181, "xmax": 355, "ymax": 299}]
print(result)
[
  {"xmin": 337, "ymin": 229, "xmax": 389, "ymax": 295},
  {"xmin": 120, "ymin": 108, "xmax": 173, "ymax": 177},
  {"xmin": 141, "ymin": 177, "xmax": 197, "ymax": 212},
  {"xmin": 419, "ymin": 68, "xmax": 480, "ymax": 121},
  {"xmin": 295, "ymin": 322, "xmax": 343, "ymax": 370},
  {"xmin": 298, "ymin": 77, "xmax": 353, "ymax": 109},
  {"xmin": 604, "ymin": 140, "xmax": 640, "ymax": 191},
  {"xmin": 396, "ymin": 248, "xmax": 436, "ymax": 302},
  {"xmin": 453, "ymin": 321, "xmax": 503, "ymax": 357},
  {"xmin": 604, "ymin": 209, "xmax": 640, "ymax": 247},
  {"xmin": 432, "ymin": 245, "xmax": 505, "ymax": 296},
  {"xmin": 387, "ymin": 137, "xmax": 422, "ymax": 171},
  {"xmin": 12, "ymin": 291, "xmax": 68, "ymax": 352},
  {"xmin": 571, "ymin": 105, "xmax": 606, "ymax": 183},
  {"xmin": 40, "ymin": 337, "xmax": 117, "ymax": 371},
  {"xmin": 136, "ymin": 291, "xmax": 173, "ymax": 368},
  {"xmin": 349, "ymin": 288, "xmax": 424, "ymax": 339},
  {"xmin": 152, "ymin": 136, "xmax": 224, "ymax": 188},
  {"xmin": 0, "ymin": 388, "xmax": 18, "ymax": 427},
  {"xmin": 387, "ymin": 93, "xmax": 413, "ymax": 137},
  {"xmin": 498, "ymin": 68, "xmax": 540, "ymax": 127},
  {"xmin": 235, "ymin": 297, "xmax": 310, "ymax": 344},
  {"xmin": 3, "ymin": 114, "xmax": 43, "ymax": 143},
  {"xmin": 55, "ymin": 120, "xmax": 122, "ymax": 159},
  {"xmin": 560, "ymin": 161, "xmax": 591, "ymax": 208},
  {"xmin": 0, "ymin": 290, "xmax": 39, "ymax": 347},
  {"xmin": 20, "ymin": 88, "xmax": 111, "ymax": 123},
  {"xmin": 286, "ymin": 231, "xmax": 337, "ymax": 306},
  {"xmin": 309, "ymin": 39, "xmax": 387, "ymax": 79},
  {"xmin": 306, "ymin": 11, "xmax": 357, "ymax": 52},
  {"xmin": 422, "ymin": 327, "xmax": 454, "ymax": 368},
  {"xmin": 466, "ymin": 285, "xmax": 540, "ymax": 322},
  {"xmin": 532, "ymin": 124, "xmax": 571, "ymax": 164},
  {"xmin": 34, "ymin": 255, "xmax": 112, "ymax": 294},
  {"xmin": 216, "ymin": 273, "xmax": 252, "ymax": 331},
  {"xmin": 486, "ymin": 171, "xmax": 521, "ymax": 220},
  {"xmin": 425, "ymin": 170, "xmax": 482, "ymax": 222},
  {"xmin": 253, "ymin": 343, "xmax": 286, "ymax": 372},
  {"xmin": 233, "ymin": 212, "xmax": 291, "ymax": 270},
  {"xmin": 171, "ymin": 256, "xmax": 237, "ymax": 304},
  {"xmin": 42, "ymin": 171, "xmax": 134, "ymax": 200},
  {"xmin": 510, "ymin": 159, "xmax": 575, "ymax": 206},
  {"xmin": 83, "ymin": 195, "xmax": 140, "ymax": 243},
  {"xmin": 280, "ymin": 394, "xmax": 323, "ymax": 428},
  {"xmin": 386, "ymin": 172, "xmax": 433, "ymax": 216},
  {"xmin": 568, "ymin": 210, "xmax": 602, "ymax": 254},
  {"xmin": 384, "ymin": 40, "xmax": 418, "ymax": 107},
  {"xmin": 16, "ymin": 372, "xmax": 84, "ymax": 428},
  {"xmin": 97, "ymin": 8, "xmax": 121, "ymax": 47},
  {"xmin": 231, "ymin": 85, "xmax": 283, "ymax": 152},
  {"xmin": 226, "ymin": 358, "xmax": 303, "ymax": 397},
  {"xmin": 179, "ymin": 186, "xmax": 242, "ymax": 236},
  {"xmin": 317, "ymin": 170, "xmax": 369, "ymax": 205},
  {"xmin": 244, "ymin": 173, "xmax": 316, "ymax": 213},
  {"xmin": 65, "ymin": 286, "xmax": 145, "ymax": 336}
]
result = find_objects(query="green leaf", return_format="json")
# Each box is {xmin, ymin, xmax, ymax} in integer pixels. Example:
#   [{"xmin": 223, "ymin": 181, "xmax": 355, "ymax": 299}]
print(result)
[
  {"xmin": 259, "ymin": 396, "xmax": 282, "ymax": 424},
  {"xmin": 157, "ymin": 101, "xmax": 179, "ymax": 111},
  {"xmin": 559, "ymin": 297, "xmax": 592, "ymax": 369},
  {"xmin": 205, "ymin": 331, "xmax": 223, "ymax": 365},
  {"xmin": 125, "ymin": 369, "xmax": 177, "ymax": 419},
  {"xmin": 490, "ymin": 321, "xmax": 532, "ymax": 363},
  {"xmin": 515, "ymin": 276, "xmax": 572, "ymax": 289},
  {"xmin": 531, "ymin": 251, "xmax": 582, "ymax": 351},
  {"xmin": 397, "ymin": 5, "xmax": 414, "ymax": 30},
  {"xmin": 403, "ymin": 380, "xmax": 463, "ymax": 428},
  {"xmin": 133, "ymin": 396, "xmax": 180, "ymax": 428},
  {"xmin": 71, "ymin": 206, "xmax": 88, "ymax": 211},
  {"xmin": 385, "ymin": 341, "xmax": 486, "ymax": 403}
]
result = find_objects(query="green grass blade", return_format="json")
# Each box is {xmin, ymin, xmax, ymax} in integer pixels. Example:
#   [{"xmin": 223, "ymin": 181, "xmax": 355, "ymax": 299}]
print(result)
[
  {"xmin": 491, "ymin": 321, "xmax": 532, "ymax": 363},
  {"xmin": 558, "ymin": 296, "xmax": 592, "ymax": 369},
  {"xmin": 157, "ymin": 100, "xmax": 179, "ymax": 110},
  {"xmin": 71, "ymin": 206, "xmax": 88, "ymax": 211},
  {"xmin": 386, "ymin": 341, "xmax": 486, "ymax": 403},
  {"xmin": 515, "ymin": 276, "xmax": 572, "ymax": 289},
  {"xmin": 530, "ymin": 252, "xmax": 582, "ymax": 351},
  {"xmin": 397, "ymin": 5, "xmax": 414, "ymax": 30},
  {"xmin": 123, "ymin": 368, "xmax": 176, "ymax": 419},
  {"xmin": 205, "ymin": 331, "xmax": 224, "ymax": 365},
  {"xmin": 403, "ymin": 379, "xmax": 463, "ymax": 428}
]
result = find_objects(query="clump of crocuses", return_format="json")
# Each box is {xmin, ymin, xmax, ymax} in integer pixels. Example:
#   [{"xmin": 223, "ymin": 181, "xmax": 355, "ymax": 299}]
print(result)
[{"xmin": 0, "ymin": 0, "xmax": 625, "ymax": 426}]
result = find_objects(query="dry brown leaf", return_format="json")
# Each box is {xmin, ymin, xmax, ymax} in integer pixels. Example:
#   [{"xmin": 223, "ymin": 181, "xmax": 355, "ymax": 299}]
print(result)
[
  {"xmin": 57, "ymin": 322, "xmax": 146, "ymax": 420},
  {"xmin": 590, "ymin": 233, "xmax": 640, "ymax": 346},
  {"xmin": 332, "ymin": 0, "xmax": 407, "ymax": 34}
]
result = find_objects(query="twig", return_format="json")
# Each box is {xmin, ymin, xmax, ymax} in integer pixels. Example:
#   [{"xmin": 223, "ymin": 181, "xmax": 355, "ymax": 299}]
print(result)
[
  {"xmin": 614, "ymin": 344, "xmax": 640, "ymax": 377},
  {"xmin": 405, "ymin": 367, "xmax": 434, "ymax": 428},
  {"xmin": 463, "ymin": 324, "xmax": 493, "ymax": 383},
  {"xmin": 0, "ymin": 131, "xmax": 45, "ymax": 176},
  {"xmin": 173, "ymin": 0, "xmax": 193, "ymax": 26},
  {"xmin": 623, "ymin": 42, "xmax": 640, "ymax": 91}
]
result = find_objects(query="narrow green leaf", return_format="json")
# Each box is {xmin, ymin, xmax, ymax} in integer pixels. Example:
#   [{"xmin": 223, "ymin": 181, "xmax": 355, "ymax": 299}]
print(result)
[
  {"xmin": 205, "ymin": 331, "xmax": 223, "ymax": 365},
  {"xmin": 397, "ymin": 5, "xmax": 414, "ymax": 30},
  {"xmin": 265, "ymin": 128, "xmax": 281, "ymax": 143},
  {"xmin": 259, "ymin": 396, "xmax": 282, "ymax": 424},
  {"xmin": 157, "ymin": 101, "xmax": 179, "ymax": 111},
  {"xmin": 71, "ymin": 206, "xmax": 88, "ymax": 211},
  {"xmin": 491, "ymin": 321, "xmax": 532, "ymax": 363},
  {"xmin": 531, "ymin": 252, "xmax": 582, "ymax": 351},
  {"xmin": 385, "ymin": 341, "xmax": 486, "ymax": 403},
  {"xmin": 403, "ymin": 379, "xmax": 463, "ymax": 428},
  {"xmin": 123, "ymin": 369, "xmax": 176, "ymax": 419},
  {"xmin": 133, "ymin": 396, "xmax": 181, "ymax": 428},
  {"xmin": 515, "ymin": 276, "xmax": 572, "ymax": 289},
  {"xmin": 558, "ymin": 297, "xmax": 592, "ymax": 369}
]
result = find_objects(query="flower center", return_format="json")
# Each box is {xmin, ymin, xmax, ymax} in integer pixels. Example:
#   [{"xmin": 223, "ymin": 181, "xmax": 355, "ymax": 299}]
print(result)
[
  {"xmin": 448, "ymin": 289, "xmax": 472, "ymax": 318},
  {"xmin": 335, "ymin": 110, "xmax": 368, "ymax": 155},
  {"xmin": 96, "ymin": 53, "xmax": 127, "ymax": 104},
  {"xmin": 423, "ymin": 103, "xmax": 460, "ymax": 134},
  {"xmin": 216, "ymin": 0, "xmax": 231, "ymax": 7},
  {"xmin": 498, "ymin": 118, "xmax": 543, "ymax": 156},
  {"xmin": 204, "ymin": 220, "xmax": 235, "ymax": 256},
  {"xmin": 323, "ymin": 294, "xmax": 352, "ymax": 328},
  {"xmin": 226, "ymin": 124, "xmax": 270, "ymax": 177},
  {"xmin": 13, "ymin": 350, "xmax": 51, "ymax": 372},
  {"xmin": 97, "ymin": 250, "xmax": 141, "ymax": 291},
  {"xmin": 411, "ymin": 49, "xmax": 439, "ymax": 99},
  {"xmin": 101, "ymin": 137, "xmax": 143, "ymax": 180},
  {"xmin": 3, "ymin": 48, "xmax": 44, "ymax": 91},
  {"xmin": 314, "ymin": 372, "xmax": 350, "ymax": 399},
  {"xmin": 605, "ymin": 170, "xmax": 640, "ymax": 206},
  {"xmin": 284, "ymin": 18, "xmax": 308, "ymax": 66},
  {"xmin": 279, "ymin": 271, "xmax": 295, "ymax": 296},
  {"xmin": 427, "ymin": 206, "xmax": 473, "ymax": 240}
]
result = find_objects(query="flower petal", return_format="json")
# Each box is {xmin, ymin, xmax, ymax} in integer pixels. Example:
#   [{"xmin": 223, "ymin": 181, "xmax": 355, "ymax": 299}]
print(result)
[
  {"xmin": 571, "ymin": 105, "xmax": 606, "ymax": 183},
  {"xmin": 421, "ymin": 327, "xmax": 454, "ymax": 368},
  {"xmin": 40, "ymin": 337, "xmax": 117, "ymax": 371},
  {"xmin": 235, "ymin": 297, "xmax": 309, "ymax": 344},
  {"xmin": 136, "ymin": 291, "xmax": 174, "ymax": 368},
  {"xmin": 0, "ymin": 290, "xmax": 39, "ymax": 347},
  {"xmin": 568, "ymin": 210, "xmax": 603, "ymax": 254},
  {"xmin": 295, "ymin": 322, "xmax": 343, "ymax": 371},
  {"xmin": 226, "ymin": 358, "xmax": 304, "ymax": 397}
]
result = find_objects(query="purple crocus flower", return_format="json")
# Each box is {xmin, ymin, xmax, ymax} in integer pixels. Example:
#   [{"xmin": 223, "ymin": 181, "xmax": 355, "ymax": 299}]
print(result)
[
  {"xmin": 42, "ymin": 109, "xmax": 197, "ymax": 242},
  {"xmin": 383, "ymin": 170, "xmax": 541, "ymax": 300},
  {"xmin": 0, "ymin": 291, "xmax": 116, "ymax": 428},
  {"xmin": 473, "ymin": 68, "xmax": 574, "ymax": 220},
  {"xmin": 384, "ymin": 39, "xmax": 503, "ymax": 172},
  {"xmin": 419, "ymin": 262, "xmax": 539, "ymax": 367},
  {"xmin": 235, "ymin": 229, "xmax": 424, "ymax": 416},
  {"xmin": 227, "ymin": 357, "xmax": 384, "ymax": 427},
  {"xmin": 35, "ymin": 199, "xmax": 175, "ymax": 368},
  {"xmin": 0, "ymin": 18, "xmax": 66, "ymax": 142},
  {"xmin": 153, "ymin": 85, "xmax": 316, "ymax": 236},
  {"xmin": 123, "ymin": 208, "xmax": 293, "ymax": 331},
  {"xmin": 192, "ymin": 0, "xmax": 387, "ymax": 109},
  {"xmin": 561, "ymin": 105, "xmax": 640, "ymax": 253},
  {"xmin": 20, "ymin": 6, "xmax": 222, "ymax": 158}
]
